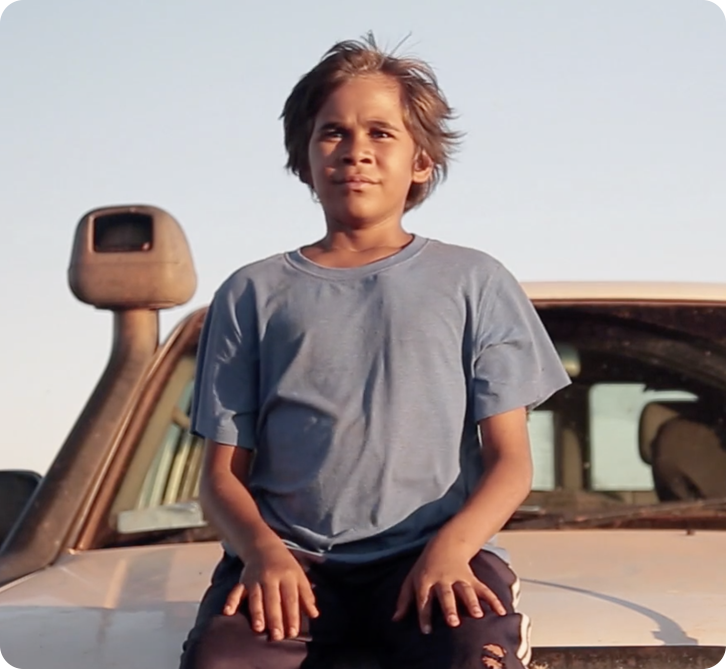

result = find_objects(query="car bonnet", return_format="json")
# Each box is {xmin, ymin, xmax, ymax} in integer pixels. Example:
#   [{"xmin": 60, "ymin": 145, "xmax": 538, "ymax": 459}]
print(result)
[{"xmin": 0, "ymin": 532, "xmax": 724, "ymax": 669}]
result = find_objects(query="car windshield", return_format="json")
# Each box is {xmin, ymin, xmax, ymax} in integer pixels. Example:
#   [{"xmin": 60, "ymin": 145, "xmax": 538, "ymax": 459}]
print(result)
[{"xmin": 99, "ymin": 303, "xmax": 726, "ymax": 548}]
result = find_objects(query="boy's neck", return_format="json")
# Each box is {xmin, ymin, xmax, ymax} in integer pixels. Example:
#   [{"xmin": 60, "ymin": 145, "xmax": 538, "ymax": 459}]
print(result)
[{"xmin": 300, "ymin": 218, "xmax": 415, "ymax": 269}]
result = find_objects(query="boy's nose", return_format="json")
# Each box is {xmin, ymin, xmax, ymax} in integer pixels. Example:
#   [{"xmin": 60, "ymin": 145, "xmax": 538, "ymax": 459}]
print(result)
[{"xmin": 342, "ymin": 133, "xmax": 373, "ymax": 164}]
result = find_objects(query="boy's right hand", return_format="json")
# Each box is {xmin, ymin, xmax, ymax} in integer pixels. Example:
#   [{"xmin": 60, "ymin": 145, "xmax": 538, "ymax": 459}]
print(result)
[{"xmin": 222, "ymin": 542, "xmax": 319, "ymax": 641}]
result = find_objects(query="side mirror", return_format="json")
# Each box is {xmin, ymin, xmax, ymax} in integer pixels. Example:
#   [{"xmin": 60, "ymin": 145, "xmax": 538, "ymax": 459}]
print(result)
[
  {"xmin": 0, "ymin": 470, "xmax": 42, "ymax": 547},
  {"xmin": 68, "ymin": 204, "xmax": 197, "ymax": 310}
]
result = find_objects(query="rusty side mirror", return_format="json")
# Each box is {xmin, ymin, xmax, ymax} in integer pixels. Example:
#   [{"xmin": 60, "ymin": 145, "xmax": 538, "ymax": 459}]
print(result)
[
  {"xmin": 68, "ymin": 204, "xmax": 197, "ymax": 310},
  {"xmin": 0, "ymin": 470, "xmax": 42, "ymax": 548}
]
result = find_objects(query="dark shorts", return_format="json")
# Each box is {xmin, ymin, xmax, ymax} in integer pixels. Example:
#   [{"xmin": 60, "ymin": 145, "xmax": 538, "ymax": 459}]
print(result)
[{"xmin": 179, "ymin": 547, "xmax": 531, "ymax": 669}]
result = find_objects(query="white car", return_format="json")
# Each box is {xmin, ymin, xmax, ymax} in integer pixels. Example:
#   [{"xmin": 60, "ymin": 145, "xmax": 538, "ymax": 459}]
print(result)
[{"xmin": 0, "ymin": 205, "xmax": 724, "ymax": 669}]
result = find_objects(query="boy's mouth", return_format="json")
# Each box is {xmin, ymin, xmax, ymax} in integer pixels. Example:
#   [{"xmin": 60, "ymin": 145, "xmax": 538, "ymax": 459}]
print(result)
[{"xmin": 334, "ymin": 174, "xmax": 377, "ymax": 185}]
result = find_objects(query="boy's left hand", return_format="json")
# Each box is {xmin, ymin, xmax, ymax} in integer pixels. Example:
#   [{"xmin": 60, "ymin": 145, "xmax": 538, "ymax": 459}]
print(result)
[{"xmin": 392, "ymin": 538, "xmax": 506, "ymax": 635}]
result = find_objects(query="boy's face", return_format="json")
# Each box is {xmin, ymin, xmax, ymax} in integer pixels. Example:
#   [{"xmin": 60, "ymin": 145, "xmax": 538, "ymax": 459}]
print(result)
[{"xmin": 307, "ymin": 74, "xmax": 432, "ymax": 228}]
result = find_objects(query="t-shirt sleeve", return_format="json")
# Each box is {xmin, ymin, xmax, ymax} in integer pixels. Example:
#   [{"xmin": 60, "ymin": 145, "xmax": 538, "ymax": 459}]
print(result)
[
  {"xmin": 190, "ymin": 279, "xmax": 259, "ymax": 449},
  {"xmin": 472, "ymin": 263, "xmax": 571, "ymax": 421}
]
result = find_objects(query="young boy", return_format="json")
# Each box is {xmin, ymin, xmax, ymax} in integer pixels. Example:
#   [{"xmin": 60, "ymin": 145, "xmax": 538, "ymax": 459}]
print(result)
[{"xmin": 180, "ymin": 35, "xmax": 570, "ymax": 669}]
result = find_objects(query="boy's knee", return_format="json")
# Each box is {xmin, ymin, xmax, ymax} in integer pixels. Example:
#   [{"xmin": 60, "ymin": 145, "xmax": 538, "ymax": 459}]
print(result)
[
  {"xmin": 181, "ymin": 615, "xmax": 310, "ymax": 669},
  {"xmin": 179, "ymin": 615, "xmax": 249, "ymax": 669},
  {"xmin": 448, "ymin": 613, "xmax": 530, "ymax": 669},
  {"xmin": 481, "ymin": 643, "xmax": 507, "ymax": 669},
  {"xmin": 455, "ymin": 639, "xmax": 523, "ymax": 669}
]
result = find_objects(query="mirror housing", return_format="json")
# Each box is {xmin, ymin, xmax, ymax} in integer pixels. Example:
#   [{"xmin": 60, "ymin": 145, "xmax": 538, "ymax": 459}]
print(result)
[
  {"xmin": 0, "ymin": 470, "xmax": 42, "ymax": 548},
  {"xmin": 68, "ymin": 204, "xmax": 197, "ymax": 310}
]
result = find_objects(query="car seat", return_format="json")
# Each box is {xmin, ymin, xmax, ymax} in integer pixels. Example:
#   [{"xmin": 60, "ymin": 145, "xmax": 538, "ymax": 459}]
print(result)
[
  {"xmin": 651, "ymin": 416, "xmax": 726, "ymax": 500},
  {"xmin": 639, "ymin": 400, "xmax": 726, "ymax": 501}
]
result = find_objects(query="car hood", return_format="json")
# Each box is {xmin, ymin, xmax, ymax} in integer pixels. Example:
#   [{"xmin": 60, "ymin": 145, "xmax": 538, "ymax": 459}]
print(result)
[
  {"xmin": 0, "ymin": 530, "xmax": 724, "ymax": 668},
  {"xmin": 496, "ymin": 529, "xmax": 726, "ymax": 647}
]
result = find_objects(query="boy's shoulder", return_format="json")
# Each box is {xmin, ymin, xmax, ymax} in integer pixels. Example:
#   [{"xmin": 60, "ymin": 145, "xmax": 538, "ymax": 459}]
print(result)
[
  {"xmin": 422, "ymin": 237, "xmax": 530, "ymax": 304},
  {"xmin": 214, "ymin": 251, "xmax": 291, "ymax": 297},
  {"xmin": 423, "ymin": 238, "xmax": 518, "ymax": 285},
  {"xmin": 425, "ymin": 238, "xmax": 504, "ymax": 269}
]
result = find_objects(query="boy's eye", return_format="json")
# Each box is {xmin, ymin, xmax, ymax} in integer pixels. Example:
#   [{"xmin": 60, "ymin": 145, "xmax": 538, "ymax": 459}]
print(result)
[{"xmin": 371, "ymin": 129, "xmax": 392, "ymax": 138}]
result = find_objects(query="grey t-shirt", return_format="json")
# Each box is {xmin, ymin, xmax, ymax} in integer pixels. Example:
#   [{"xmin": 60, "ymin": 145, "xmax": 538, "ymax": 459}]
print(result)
[{"xmin": 191, "ymin": 236, "xmax": 570, "ymax": 563}]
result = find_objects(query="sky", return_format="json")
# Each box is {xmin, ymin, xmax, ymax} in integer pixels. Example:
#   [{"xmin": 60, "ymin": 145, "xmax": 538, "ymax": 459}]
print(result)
[{"xmin": 1, "ymin": 0, "xmax": 726, "ymax": 474}]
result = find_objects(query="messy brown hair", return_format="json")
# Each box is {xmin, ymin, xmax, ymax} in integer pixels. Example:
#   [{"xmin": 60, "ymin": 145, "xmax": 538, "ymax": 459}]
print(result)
[{"xmin": 281, "ymin": 33, "xmax": 463, "ymax": 211}]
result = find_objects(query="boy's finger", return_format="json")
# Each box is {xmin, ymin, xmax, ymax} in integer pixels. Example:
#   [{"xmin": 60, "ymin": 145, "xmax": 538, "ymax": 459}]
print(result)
[
  {"xmin": 263, "ymin": 583, "xmax": 285, "ymax": 642},
  {"xmin": 434, "ymin": 583, "xmax": 459, "ymax": 627},
  {"xmin": 248, "ymin": 584, "xmax": 266, "ymax": 633},
  {"xmin": 416, "ymin": 585, "xmax": 433, "ymax": 634},
  {"xmin": 392, "ymin": 575, "xmax": 413, "ymax": 621},
  {"xmin": 474, "ymin": 581, "xmax": 507, "ymax": 616},
  {"xmin": 280, "ymin": 580, "xmax": 300, "ymax": 637},
  {"xmin": 452, "ymin": 582, "xmax": 483, "ymax": 619},
  {"xmin": 299, "ymin": 579, "xmax": 319, "ymax": 619},
  {"xmin": 223, "ymin": 583, "xmax": 246, "ymax": 615}
]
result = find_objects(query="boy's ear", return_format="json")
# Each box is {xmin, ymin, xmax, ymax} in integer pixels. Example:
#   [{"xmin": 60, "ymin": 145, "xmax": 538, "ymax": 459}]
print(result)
[{"xmin": 411, "ymin": 150, "xmax": 434, "ymax": 185}]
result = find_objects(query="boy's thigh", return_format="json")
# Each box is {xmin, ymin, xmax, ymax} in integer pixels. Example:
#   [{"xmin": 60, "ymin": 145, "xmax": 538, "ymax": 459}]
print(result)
[
  {"xmin": 179, "ymin": 551, "xmax": 358, "ymax": 669},
  {"xmin": 369, "ymin": 549, "xmax": 532, "ymax": 669}
]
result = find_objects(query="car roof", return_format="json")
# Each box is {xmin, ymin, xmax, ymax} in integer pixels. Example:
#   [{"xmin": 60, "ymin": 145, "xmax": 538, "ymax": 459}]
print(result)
[{"xmin": 522, "ymin": 281, "xmax": 726, "ymax": 304}]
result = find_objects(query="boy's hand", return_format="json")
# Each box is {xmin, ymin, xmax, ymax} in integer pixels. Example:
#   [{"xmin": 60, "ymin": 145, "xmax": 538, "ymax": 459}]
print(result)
[
  {"xmin": 223, "ymin": 542, "xmax": 319, "ymax": 641},
  {"xmin": 392, "ymin": 538, "xmax": 506, "ymax": 635}
]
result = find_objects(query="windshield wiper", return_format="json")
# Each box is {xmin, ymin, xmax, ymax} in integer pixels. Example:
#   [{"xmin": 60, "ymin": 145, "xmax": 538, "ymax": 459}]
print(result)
[{"xmin": 508, "ymin": 496, "xmax": 726, "ymax": 530}]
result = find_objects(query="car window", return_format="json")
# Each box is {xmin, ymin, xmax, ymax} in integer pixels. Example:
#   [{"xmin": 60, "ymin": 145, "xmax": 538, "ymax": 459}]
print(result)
[
  {"xmin": 529, "ymin": 409, "xmax": 556, "ymax": 490},
  {"xmin": 109, "ymin": 355, "xmax": 207, "ymax": 535},
  {"xmin": 526, "ymin": 305, "xmax": 726, "ymax": 512},
  {"xmin": 589, "ymin": 383, "xmax": 697, "ymax": 491}
]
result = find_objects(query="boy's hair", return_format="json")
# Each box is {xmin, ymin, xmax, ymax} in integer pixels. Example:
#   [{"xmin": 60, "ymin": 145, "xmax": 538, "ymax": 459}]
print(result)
[{"xmin": 281, "ymin": 34, "xmax": 463, "ymax": 211}]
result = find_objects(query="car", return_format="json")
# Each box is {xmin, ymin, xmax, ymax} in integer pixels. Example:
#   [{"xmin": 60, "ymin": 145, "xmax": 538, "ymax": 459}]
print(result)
[{"xmin": 0, "ymin": 204, "xmax": 724, "ymax": 669}]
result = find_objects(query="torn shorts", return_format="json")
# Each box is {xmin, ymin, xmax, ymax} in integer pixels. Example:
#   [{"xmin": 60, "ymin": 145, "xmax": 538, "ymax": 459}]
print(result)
[{"xmin": 179, "ymin": 545, "xmax": 531, "ymax": 669}]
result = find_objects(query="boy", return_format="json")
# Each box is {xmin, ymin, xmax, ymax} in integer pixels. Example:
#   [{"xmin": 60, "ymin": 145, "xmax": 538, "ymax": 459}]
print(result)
[{"xmin": 180, "ymin": 35, "xmax": 570, "ymax": 669}]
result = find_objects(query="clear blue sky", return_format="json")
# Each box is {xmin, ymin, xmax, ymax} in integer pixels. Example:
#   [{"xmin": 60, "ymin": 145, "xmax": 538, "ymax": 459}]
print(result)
[{"xmin": 1, "ymin": 0, "xmax": 725, "ymax": 474}]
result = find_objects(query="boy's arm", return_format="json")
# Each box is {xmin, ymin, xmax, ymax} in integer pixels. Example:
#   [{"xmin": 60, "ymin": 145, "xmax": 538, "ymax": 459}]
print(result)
[
  {"xmin": 200, "ymin": 439, "xmax": 319, "ymax": 640},
  {"xmin": 435, "ymin": 407, "xmax": 533, "ymax": 557},
  {"xmin": 199, "ymin": 439, "xmax": 279, "ymax": 560},
  {"xmin": 393, "ymin": 407, "xmax": 532, "ymax": 633}
]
